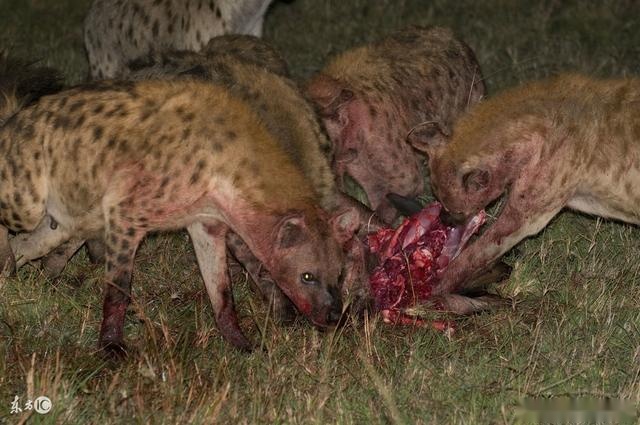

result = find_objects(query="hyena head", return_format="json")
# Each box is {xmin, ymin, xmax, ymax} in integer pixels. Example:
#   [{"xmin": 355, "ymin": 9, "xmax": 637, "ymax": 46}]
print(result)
[
  {"xmin": 407, "ymin": 121, "xmax": 516, "ymax": 222},
  {"xmin": 305, "ymin": 74, "xmax": 423, "ymax": 222},
  {"xmin": 265, "ymin": 207, "xmax": 360, "ymax": 327}
]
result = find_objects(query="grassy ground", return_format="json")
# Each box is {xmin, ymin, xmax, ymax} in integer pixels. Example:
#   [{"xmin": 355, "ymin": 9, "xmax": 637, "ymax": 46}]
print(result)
[{"xmin": 1, "ymin": 0, "xmax": 640, "ymax": 423}]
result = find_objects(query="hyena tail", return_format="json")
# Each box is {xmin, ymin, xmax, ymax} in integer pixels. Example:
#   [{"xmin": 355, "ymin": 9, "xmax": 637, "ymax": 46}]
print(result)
[{"xmin": 0, "ymin": 51, "xmax": 63, "ymax": 125}]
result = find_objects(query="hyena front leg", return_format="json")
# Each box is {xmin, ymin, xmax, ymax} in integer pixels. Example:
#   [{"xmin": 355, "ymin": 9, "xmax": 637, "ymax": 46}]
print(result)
[
  {"xmin": 98, "ymin": 210, "xmax": 145, "ymax": 355},
  {"xmin": 436, "ymin": 196, "xmax": 563, "ymax": 295},
  {"xmin": 226, "ymin": 232, "xmax": 297, "ymax": 324},
  {"xmin": 0, "ymin": 225, "xmax": 15, "ymax": 275},
  {"xmin": 188, "ymin": 222, "xmax": 252, "ymax": 351},
  {"xmin": 10, "ymin": 215, "xmax": 72, "ymax": 268}
]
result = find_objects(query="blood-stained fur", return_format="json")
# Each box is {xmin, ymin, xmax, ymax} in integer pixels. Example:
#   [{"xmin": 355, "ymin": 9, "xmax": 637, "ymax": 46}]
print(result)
[
  {"xmin": 306, "ymin": 26, "xmax": 485, "ymax": 223},
  {"xmin": 39, "ymin": 34, "xmax": 290, "ymax": 280},
  {"xmin": 34, "ymin": 36, "xmax": 378, "ymax": 320},
  {"xmin": 0, "ymin": 78, "xmax": 357, "ymax": 352},
  {"xmin": 84, "ymin": 0, "xmax": 275, "ymax": 78},
  {"xmin": 410, "ymin": 74, "xmax": 640, "ymax": 294},
  {"xmin": 126, "ymin": 36, "xmax": 378, "ymax": 317}
]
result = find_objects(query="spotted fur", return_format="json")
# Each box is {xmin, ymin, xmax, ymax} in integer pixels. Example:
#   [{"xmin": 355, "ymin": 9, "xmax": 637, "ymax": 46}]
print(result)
[
  {"xmin": 128, "ymin": 33, "xmax": 289, "ymax": 78},
  {"xmin": 84, "ymin": 0, "xmax": 275, "ymax": 79},
  {"xmin": 306, "ymin": 26, "xmax": 485, "ymax": 223},
  {"xmin": 411, "ymin": 74, "xmax": 640, "ymax": 293},
  {"xmin": 42, "ymin": 36, "xmax": 376, "ymax": 319},
  {"xmin": 0, "ymin": 55, "xmax": 63, "ymax": 273},
  {"xmin": 1, "ymin": 78, "xmax": 355, "ymax": 351}
]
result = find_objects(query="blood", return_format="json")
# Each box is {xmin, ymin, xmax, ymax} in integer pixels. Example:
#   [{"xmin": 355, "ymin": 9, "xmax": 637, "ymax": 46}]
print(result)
[{"xmin": 367, "ymin": 202, "xmax": 485, "ymax": 328}]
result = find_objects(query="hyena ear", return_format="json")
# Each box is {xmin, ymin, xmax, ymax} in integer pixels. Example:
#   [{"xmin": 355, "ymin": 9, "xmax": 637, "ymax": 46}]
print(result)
[
  {"xmin": 406, "ymin": 122, "xmax": 449, "ymax": 155},
  {"xmin": 276, "ymin": 215, "xmax": 309, "ymax": 249},
  {"xmin": 305, "ymin": 75, "xmax": 354, "ymax": 118},
  {"xmin": 462, "ymin": 169, "xmax": 490, "ymax": 192},
  {"xmin": 329, "ymin": 207, "xmax": 360, "ymax": 245}
]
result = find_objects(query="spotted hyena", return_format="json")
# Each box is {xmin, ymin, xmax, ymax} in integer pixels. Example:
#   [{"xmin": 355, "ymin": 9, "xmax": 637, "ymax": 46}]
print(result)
[
  {"xmin": 306, "ymin": 26, "xmax": 485, "ymax": 223},
  {"xmin": 0, "ymin": 77, "xmax": 359, "ymax": 352},
  {"xmin": 38, "ymin": 35, "xmax": 378, "ymax": 320},
  {"xmin": 38, "ymin": 34, "xmax": 290, "ymax": 278},
  {"xmin": 409, "ymin": 74, "xmax": 640, "ymax": 294},
  {"xmin": 84, "ymin": 0, "xmax": 275, "ymax": 79}
]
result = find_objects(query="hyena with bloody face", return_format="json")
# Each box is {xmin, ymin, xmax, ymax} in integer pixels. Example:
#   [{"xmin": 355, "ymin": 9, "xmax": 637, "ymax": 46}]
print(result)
[
  {"xmin": 34, "ymin": 36, "xmax": 377, "ymax": 321},
  {"xmin": 118, "ymin": 35, "xmax": 378, "ymax": 318},
  {"xmin": 409, "ymin": 74, "xmax": 640, "ymax": 294},
  {"xmin": 306, "ymin": 26, "xmax": 485, "ymax": 223},
  {"xmin": 84, "ymin": 0, "xmax": 275, "ymax": 79},
  {"xmin": 0, "ymin": 78, "xmax": 358, "ymax": 352}
]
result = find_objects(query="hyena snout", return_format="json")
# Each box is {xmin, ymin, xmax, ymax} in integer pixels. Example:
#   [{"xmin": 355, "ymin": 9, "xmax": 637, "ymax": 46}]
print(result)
[
  {"xmin": 326, "ymin": 300, "xmax": 343, "ymax": 325},
  {"xmin": 325, "ymin": 285, "xmax": 343, "ymax": 325},
  {"xmin": 313, "ymin": 286, "xmax": 343, "ymax": 327}
]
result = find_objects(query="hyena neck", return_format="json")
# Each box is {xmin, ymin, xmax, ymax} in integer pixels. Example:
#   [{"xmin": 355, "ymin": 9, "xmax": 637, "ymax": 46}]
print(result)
[{"xmin": 221, "ymin": 196, "xmax": 320, "ymax": 269}]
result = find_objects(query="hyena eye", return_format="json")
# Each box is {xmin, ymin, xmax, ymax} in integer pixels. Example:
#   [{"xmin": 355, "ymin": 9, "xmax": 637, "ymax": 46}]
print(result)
[{"xmin": 300, "ymin": 272, "xmax": 318, "ymax": 285}]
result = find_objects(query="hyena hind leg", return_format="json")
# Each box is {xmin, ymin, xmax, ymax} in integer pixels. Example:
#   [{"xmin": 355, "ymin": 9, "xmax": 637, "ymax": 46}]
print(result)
[{"xmin": 98, "ymin": 216, "xmax": 146, "ymax": 357}]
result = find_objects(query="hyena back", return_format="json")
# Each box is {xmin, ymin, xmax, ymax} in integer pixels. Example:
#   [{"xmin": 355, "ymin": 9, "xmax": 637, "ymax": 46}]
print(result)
[{"xmin": 128, "ymin": 34, "xmax": 290, "ymax": 79}]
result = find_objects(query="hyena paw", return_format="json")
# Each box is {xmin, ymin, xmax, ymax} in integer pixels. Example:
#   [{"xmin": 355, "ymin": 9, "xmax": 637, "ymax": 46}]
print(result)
[{"xmin": 40, "ymin": 252, "xmax": 70, "ymax": 279}]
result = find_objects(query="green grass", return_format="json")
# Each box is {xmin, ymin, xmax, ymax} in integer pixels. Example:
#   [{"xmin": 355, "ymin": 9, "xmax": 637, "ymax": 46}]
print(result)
[{"xmin": 1, "ymin": 0, "xmax": 640, "ymax": 423}]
